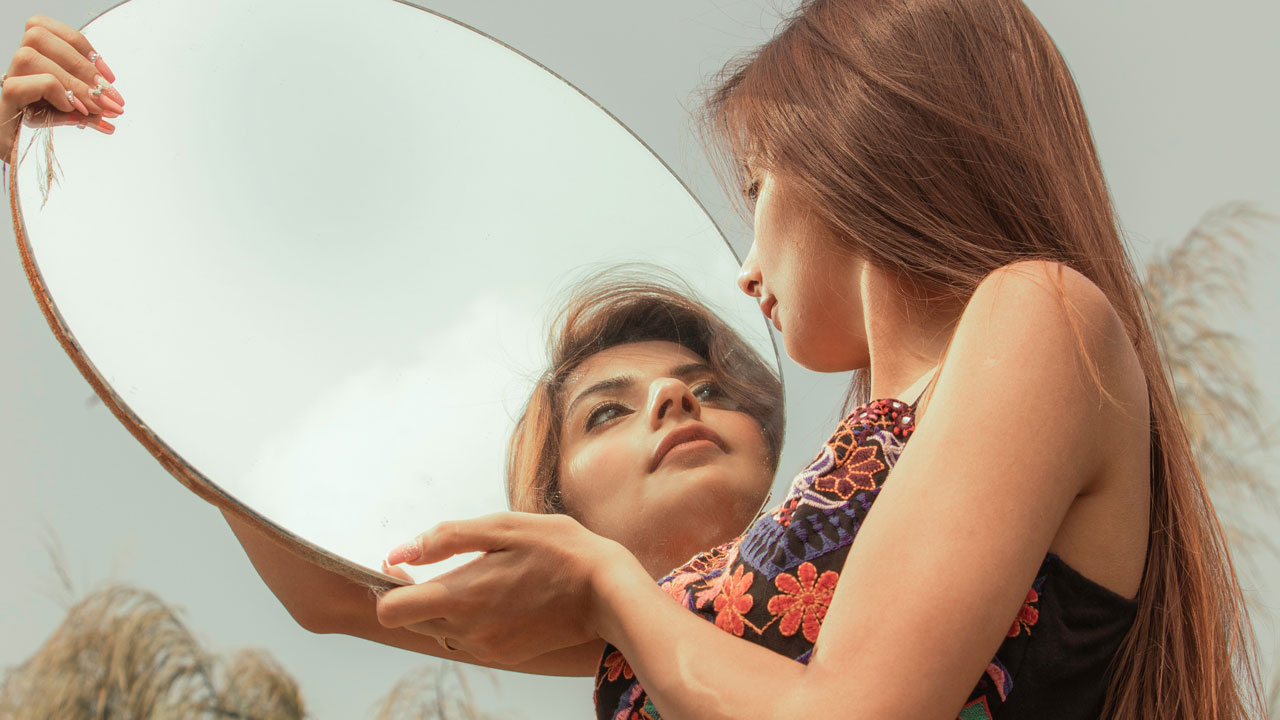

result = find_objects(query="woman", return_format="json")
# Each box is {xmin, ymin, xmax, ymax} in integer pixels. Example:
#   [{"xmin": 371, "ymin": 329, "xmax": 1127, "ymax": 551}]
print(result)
[
  {"xmin": 500, "ymin": 274, "xmax": 784, "ymax": 578},
  {"xmin": 376, "ymin": 1, "xmax": 1264, "ymax": 718},
  {"xmin": 5, "ymin": 3, "xmax": 1264, "ymax": 717}
]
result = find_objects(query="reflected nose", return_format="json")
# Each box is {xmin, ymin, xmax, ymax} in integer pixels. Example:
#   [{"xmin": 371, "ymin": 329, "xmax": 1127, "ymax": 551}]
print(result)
[
  {"xmin": 737, "ymin": 242, "xmax": 762, "ymax": 298},
  {"xmin": 647, "ymin": 377, "xmax": 701, "ymax": 429}
]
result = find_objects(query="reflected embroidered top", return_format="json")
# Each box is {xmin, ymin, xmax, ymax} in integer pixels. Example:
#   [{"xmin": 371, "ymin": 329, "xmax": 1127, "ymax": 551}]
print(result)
[{"xmin": 593, "ymin": 398, "xmax": 1139, "ymax": 720}]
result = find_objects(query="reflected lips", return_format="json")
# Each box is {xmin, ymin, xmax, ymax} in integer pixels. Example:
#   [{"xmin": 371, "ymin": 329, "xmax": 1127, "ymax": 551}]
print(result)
[{"xmin": 650, "ymin": 424, "xmax": 726, "ymax": 471}]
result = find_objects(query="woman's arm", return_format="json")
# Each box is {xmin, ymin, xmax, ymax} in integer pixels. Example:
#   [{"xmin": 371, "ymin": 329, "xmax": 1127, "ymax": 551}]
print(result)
[
  {"xmin": 594, "ymin": 262, "xmax": 1148, "ymax": 719},
  {"xmin": 223, "ymin": 510, "xmax": 601, "ymax": 677},
  {"xmin": 378, "ymin": 261, "xmax": 1148, "ymax": 719}
]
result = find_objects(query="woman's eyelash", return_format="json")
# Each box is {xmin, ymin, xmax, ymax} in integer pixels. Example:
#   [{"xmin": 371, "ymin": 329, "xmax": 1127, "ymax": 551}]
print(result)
[
  {"xmin": 585, "ymin": 402, "xmax": 630, "ymax": 430},
  {"xmin": 692, "ymin": 381, "xmax": 726, "ymax": 401},
  {"xmin": 744, "ymin": 179, "xmax": 760, "ymax": 203},
  {"xmin": 584, "ymin": 382, "xmax": 726, "ymax": 430}
]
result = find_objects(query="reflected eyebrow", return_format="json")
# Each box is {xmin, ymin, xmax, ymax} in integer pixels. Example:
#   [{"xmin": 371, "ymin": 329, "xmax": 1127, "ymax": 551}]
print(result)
[
  {"xmin": 565, "ymin": 376, "xmax": 634, "ymax": 421},
  {"xmin": 563, "ymin": 362, "xmax": 713, "ymax": 421}
]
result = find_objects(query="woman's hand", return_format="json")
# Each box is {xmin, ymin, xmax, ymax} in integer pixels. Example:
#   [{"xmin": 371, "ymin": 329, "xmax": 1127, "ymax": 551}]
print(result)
[
  {"xmin": 1, "ymin": 15, "xmax": 122, "ymax": 162},
  {"xmin": 375, "ymin": 512, "xmax": 644, "ymax": 666}
]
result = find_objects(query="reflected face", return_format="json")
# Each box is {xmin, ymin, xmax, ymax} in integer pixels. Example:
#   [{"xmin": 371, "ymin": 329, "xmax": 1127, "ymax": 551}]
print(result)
[
  {"xmin": 737, "ymin": 171, "xmax": 869, "ymax": 371},
  {"xmin": 557, "ymin": 341, "xmax": 773, "ymax": 576}
]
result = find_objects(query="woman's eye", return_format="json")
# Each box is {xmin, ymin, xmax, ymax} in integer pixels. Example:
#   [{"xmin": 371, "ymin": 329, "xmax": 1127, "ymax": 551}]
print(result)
[
  {"xmin": 585, "ymin": 402, "xmax": 629, "ymax": 430},
  {"xmin": 692, "ymin": 381, "xmax": 726, "ymax": 403},
  {"xmin": 744, "ymin": 179, "xmax": 760, "ymax": 204}
]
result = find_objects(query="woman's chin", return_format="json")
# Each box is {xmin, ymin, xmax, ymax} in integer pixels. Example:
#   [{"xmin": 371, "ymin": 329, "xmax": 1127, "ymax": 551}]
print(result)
[{"xmin": 647, "ymin": 480, "xmax": 767, "ymax": 540}]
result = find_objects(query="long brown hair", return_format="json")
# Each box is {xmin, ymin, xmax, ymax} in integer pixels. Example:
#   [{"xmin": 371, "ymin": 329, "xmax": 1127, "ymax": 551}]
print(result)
[
  {"xmin": 506, "ymin": 270, "xmax": 784, "ymax": 516},
  {"xmin": 700, "ymin": 0, "xmax": 1263, "ymax": 716}
]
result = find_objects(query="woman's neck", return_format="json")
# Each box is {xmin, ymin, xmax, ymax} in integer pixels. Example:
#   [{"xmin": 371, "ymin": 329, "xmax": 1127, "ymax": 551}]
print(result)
[{"xmin": 860, "ymin": 264, "xmax": 962, "ymax": 402}]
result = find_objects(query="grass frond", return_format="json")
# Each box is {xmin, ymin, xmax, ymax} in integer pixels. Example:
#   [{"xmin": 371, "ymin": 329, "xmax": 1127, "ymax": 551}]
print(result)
[
  {"xmin": 370, "ymin": 662, "xmax": 503, "ymax": 720},
  {"xmin": 1141, "ymin": 201, "xmax": 1278, "ymax": 562},
  {"xmin": 215, "ymin": 648, "xmax": 306, "ymax": 719},
  {"xmin": 0, "ymin": 585, "xmax": 218, "ymax": 719},
  {"xmin": 0, "ymin": 585, "xmax": 308, "ymax": 719}
]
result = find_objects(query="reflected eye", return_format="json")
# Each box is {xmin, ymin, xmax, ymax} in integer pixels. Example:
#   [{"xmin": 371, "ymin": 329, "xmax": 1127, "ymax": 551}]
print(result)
[
  {"xmin": 744, "ymin": 179, "xmax": 760, "ymax": 205},
  {"xmin": 585, "ymin": 402, "xmax": 630, "ymax": 430},
  {"xmin": 691, "ymin": 381, "xmax": 727, "ymax": 404}
]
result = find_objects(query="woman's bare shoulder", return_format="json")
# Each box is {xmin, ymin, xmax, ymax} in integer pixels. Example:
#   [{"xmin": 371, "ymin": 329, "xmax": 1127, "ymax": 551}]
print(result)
[
  {"xmin": 952, "ymin": 261, "xmax": 1150, "ymax": 595},
  {"xmin": 960, "ymin": 260, "xmax": 1144, "ymax": 401}
]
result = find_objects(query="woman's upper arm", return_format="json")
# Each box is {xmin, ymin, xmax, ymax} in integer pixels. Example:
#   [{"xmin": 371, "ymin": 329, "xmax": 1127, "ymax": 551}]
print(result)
[
  {"xmin": 801, "ymin": 262, "xmax": 1142, "ymax": 719},
  {"xmin": 222, "ymin": 510, "xmax": 602, "ymax": 677}
]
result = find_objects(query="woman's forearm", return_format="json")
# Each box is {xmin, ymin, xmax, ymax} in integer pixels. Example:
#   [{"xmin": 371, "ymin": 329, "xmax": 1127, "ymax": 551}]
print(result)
[{"xmin": 222, "ymin": 510, "xmax": 600, "ymax": 677}]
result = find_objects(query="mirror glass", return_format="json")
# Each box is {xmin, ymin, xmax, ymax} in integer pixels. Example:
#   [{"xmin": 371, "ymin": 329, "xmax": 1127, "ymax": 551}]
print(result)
[{"xmin": 9, "ymin": 0, "xmax": 776, "ymax": 582}]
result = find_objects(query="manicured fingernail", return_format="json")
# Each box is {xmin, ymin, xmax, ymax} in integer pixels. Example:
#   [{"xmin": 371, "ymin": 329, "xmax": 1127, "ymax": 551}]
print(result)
[
  {"xmin": 67, "ymin": 90, "xmax": 88, "ymax": 116},
  {"xmin": 101, "ymin": 111, "xmax": 120, "ymax": 119},
  {"xmin": 94, "ymin": 76, "xmax": 125, "ymax": 107},
  {"xmin": 96, "ymin": 94, "xmax": 124, "ymax": 115},
  {"xmin": 88, "ymin": 117, "xmax": 115, "ymax": 135},
  {"xmin": 386, "ymin": 541, "xmax": 421, "ymax": 565},
  {"xmin": 88, "ymin": 52, "xmax": 116, "ymax": 84}
]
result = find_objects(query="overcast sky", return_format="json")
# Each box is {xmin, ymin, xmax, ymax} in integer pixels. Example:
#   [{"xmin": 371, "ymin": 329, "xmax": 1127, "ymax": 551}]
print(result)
[{"xmin": 3, "ymin": 1, "xmax": 1278, "ymax": 718}]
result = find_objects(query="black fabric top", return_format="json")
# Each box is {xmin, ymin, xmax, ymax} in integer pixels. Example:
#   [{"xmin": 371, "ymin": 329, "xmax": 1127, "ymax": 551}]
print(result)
[{"xmin": 593, "ymin": 397, "xmax": 1139, "ymax": 720}]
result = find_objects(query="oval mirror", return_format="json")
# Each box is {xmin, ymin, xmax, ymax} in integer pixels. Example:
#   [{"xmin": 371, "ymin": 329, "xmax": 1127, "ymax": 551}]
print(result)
[{"xmin": 8, "ymin": 0, "xmax": 777, "ymax": 585}]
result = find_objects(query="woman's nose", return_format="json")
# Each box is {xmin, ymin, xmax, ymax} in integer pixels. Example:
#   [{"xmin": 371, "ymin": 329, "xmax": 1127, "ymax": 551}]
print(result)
[
  {"xmin": 647, "ymin": 378, "xmax": 701, "ymax": 428},
  {"xmin": 737, "ymin": 243, "xmax": 762, "ymax": 298}
]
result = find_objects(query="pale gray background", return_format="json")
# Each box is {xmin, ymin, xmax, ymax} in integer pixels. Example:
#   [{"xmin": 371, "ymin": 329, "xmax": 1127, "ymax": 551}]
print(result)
[{"xmin": 3, "ymin": 1, "xmax": 1278, "ymax": 718}]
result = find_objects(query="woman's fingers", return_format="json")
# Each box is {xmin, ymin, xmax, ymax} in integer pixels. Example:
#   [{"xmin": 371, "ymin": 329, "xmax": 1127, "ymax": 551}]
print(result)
[
  {"xmin": 375, "ymin": 579, "xmax": 456, "ymax": 628},
  {"xmin": 380, "ymin": 559, "xmax": 414, "ymax": 583},
  {"xmin": 24, "ymin": 15, "xmax": 115, "ymax": 83},
  {"xmin": 2, "ymin": 72, "xmax": 77, "ymax": 114},
  {"xmin": 8, "ymin": 47, "xmax": 111, "ymax": 116},
  {"xmin": 22, "ymin": 25, "xmax": 97, "ymax": 91},
  {"xmin": 22, "ymin": 107, "xmax": 116, "ymax": 135},
  {"xmin": 23, "ymin": 25, "xmax": 125, "ymax": 109},
  {"xmin": 386, "ymin": 513, "xmax": 525, "ymax": 567}
]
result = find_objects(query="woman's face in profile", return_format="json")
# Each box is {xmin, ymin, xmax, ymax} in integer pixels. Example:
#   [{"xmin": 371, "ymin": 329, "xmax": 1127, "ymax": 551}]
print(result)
[{"xmin": 556, "ymin": 341, "xmax": 774, "ymax": 575}]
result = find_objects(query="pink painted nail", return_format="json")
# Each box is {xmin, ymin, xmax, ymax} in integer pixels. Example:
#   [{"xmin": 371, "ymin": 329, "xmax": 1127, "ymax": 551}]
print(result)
[
  {"xmin": 87, "ymin": 117, "xmax": 115, "ymax": 135},
  {"xmin": 88, "ymin": 51, "xmax": 116, "ymax": 84},
  {"xmin": 67, "ymin": 90, "xmax": 88, "ymax": 116},
  {"xmin": 386, "ymin": 541, "xmax": 422, "ymax": 565},
  {"xmin": 96, "ymin": 94, "xmax": 124, "ymax": 115},
  {"xmin": 93, "ymin": 75, "xmax": 125, "ymax": 107}
]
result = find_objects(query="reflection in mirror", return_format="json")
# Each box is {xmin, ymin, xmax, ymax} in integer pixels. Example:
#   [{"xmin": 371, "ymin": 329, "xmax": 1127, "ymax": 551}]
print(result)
[
  {"xmin": 504, "ymin": 271, "xmax": 784, "ymax": 580},
  {"xmin": 9, "ymin": 0, "xmax": 777, "ymax": 583}
]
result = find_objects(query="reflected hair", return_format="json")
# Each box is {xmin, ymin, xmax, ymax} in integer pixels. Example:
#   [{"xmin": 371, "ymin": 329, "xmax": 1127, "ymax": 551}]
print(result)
[
  {"xmin": 699, "ymin": 0, "xmax": 1263, "ymax": 716},
  {"xmin": 505, "ymin": 268, "xmax": 784, "ymax": 516}
]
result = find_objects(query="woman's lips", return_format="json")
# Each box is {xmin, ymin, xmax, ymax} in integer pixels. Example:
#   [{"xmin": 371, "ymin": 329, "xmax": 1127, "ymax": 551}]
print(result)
[
  {"xmin": 760, "ymin": 296, "xmax": 777, "ymax": 326},
  {"xmin": 650, "ymin": 424, "xmax": 726, "ymax": 471}
]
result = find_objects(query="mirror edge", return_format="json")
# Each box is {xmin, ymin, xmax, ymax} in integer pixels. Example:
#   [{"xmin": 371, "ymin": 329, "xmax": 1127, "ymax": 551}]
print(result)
[{"xmin": 6, "ymin": 0, "xmax": 781, "ymax": 594}]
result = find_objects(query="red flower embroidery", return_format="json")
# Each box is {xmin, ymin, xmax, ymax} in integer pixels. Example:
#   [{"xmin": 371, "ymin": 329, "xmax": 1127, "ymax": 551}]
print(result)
[
  {"xmin": 602, "ymin": 650, "xmax": 634, "ymax": 682},
  {"xmin": 660, "ymin": 572, "xmax": 699, "ymax": 604},
  {"xmin": 774, "ymin": 497, "xmax": 799, "ymax": 527},
  {"xmin": 685, "ymin": 543, "xmax": 733, "ymax": 575},
  {"xmin": 1007, "ymin": 587, "xmax": 1040, "ymax": 637},
  {"xmin": 713, "ymin": 565, "xmax": 755, "ymax": 636},
  {"xmin": 813, "ymin": 445, "xmax": 884, "ymax": 499},
  {"xmin": 767, "ymin": 562, "xmax": 839, "ymax": 643}
]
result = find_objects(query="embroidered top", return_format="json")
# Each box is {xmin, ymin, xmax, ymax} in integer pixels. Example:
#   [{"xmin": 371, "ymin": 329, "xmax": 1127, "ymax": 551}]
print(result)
[{"xmin": 594, "ymin": 398, "xmax": 1139, "ymax": 720}]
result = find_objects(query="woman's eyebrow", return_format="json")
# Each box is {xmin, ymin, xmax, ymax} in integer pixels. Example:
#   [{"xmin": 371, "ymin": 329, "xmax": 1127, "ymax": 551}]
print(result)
[
  {"xmin": 565, "ymin": 376, "xmax": 634, "ymax": 420},
  {"xmin": 669, "ymin": 362, "xmax": 713, "ymax": 380}
]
